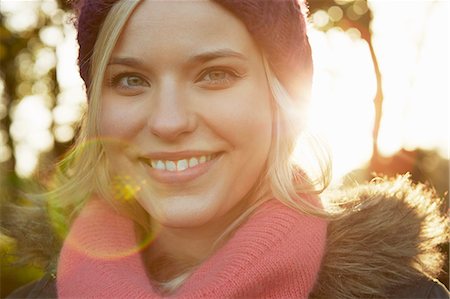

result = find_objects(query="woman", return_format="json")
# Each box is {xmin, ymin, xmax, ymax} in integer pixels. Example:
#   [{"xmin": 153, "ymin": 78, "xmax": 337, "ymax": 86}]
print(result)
[{"xmin": 6, "ymin": 0, "xmax": 449, "ymax": 298}]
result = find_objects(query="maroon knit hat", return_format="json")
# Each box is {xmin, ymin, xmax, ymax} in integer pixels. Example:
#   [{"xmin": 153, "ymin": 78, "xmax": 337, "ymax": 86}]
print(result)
[{"xmin": 72, "ymin": 0, "xmax": 313, "ymax": 100}]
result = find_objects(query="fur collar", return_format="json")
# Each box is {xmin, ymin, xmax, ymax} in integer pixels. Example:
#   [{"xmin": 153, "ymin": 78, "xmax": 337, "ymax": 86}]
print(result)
[
  {"xmin": 311, "ymin": 176, "xmax": 448, "ymax": 298},
  {"xmin": 2, "ymin": 176, "xmax": 448, "ymax": 298}
]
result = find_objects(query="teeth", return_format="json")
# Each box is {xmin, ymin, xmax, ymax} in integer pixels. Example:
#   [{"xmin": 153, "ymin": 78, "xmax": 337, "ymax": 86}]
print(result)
[
  {"xmin": 148, "ymin": 155, "xmax": 214, "ymax": 172},
  {"xmin": 189, "ymin": 157, "xmax": 198, "ymax": 167},
  {"xmin": 166, "ymin": 161, "xmax": 176, "ymax": 171},
  {"xmin": 177, "ymin": 159, "xmax": 188, "ymax": 171},
  {"xmin": 155, "ymin": 160, "xmax": 165, "ymax": 170}
]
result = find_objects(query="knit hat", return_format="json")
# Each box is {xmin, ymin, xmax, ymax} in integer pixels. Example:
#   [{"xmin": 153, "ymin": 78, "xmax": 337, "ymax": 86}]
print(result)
[{"xmin": 72, "ymin": 0, "xmax": 313, "ymax": 100}]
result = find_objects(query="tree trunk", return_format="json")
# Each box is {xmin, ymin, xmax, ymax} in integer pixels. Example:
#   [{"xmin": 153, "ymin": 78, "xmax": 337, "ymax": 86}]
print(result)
[{"xmin": 360, "ymin": 26, "xmax": 384, "ymax": 162}]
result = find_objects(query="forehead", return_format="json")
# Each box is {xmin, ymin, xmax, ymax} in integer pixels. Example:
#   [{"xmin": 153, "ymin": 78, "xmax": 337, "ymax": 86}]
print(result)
[{"xmin": 112, "ymin": 0, "xmax": 259, "ymax": 62}]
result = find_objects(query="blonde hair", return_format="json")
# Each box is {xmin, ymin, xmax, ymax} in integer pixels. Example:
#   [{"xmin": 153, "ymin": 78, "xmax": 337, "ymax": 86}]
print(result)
[
  {"xmin": 49, "ymin": 0, "xmax": 332, "ymax": 292},
  {"xmin": 48, "ymin": 0, "xmax": 146, "ymax": 228}
]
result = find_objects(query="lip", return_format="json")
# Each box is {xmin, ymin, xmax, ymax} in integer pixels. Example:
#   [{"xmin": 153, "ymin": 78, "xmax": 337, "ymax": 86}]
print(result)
[{"xmin": 140, "ymin": 151, "xmax": 222, "ymax": 184}]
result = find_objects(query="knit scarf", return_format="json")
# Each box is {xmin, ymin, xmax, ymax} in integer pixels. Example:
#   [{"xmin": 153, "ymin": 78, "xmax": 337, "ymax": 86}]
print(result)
[{"xmin": 57, "ymin": 198, "xmax": 327, "ymax": 298}]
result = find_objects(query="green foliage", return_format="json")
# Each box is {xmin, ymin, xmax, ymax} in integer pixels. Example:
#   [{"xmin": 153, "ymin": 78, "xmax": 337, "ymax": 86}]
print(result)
[
  {"xmin": 0, "ymin": 1, "xmax": 71, "ymax": 295},
  {"xmin": 0, "ymin": 0, "xmax": 448, "ymax": 295}
]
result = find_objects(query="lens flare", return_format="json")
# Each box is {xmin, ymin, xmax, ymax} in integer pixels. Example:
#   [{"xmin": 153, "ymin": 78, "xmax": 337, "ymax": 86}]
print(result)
[{"xmin": 112, "ymin": 175, "xmax": 142, "ymax": 202}]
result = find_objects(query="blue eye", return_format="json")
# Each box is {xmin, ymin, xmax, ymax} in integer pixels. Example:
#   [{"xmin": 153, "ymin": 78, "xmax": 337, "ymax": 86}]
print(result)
[
  {"xmin": 121, "ymin": 76, "xmax": 147, "ymax": 87},
  {"xmin": 110, "ymin": 73, "xmax": 150, "ymax": 90}
]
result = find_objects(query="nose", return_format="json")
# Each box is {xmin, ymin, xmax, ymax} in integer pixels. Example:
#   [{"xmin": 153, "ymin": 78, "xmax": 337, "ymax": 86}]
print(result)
[{"xmin": 147, "ymin": 81, "xmax": 195, "ymax": 141}]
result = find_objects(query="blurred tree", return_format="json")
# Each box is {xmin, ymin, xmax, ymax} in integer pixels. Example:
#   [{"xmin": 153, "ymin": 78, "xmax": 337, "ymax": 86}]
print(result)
[
  {"xmin": 1, "ymin": 0, "xmax": 73, "ymax": 296},
  {"xmin": 308, "ymin": 0, "xmax": 383, "ymax": 161},
  {"xmin": 0, "ymin": 0, "xmax": 448, "ymax": 296},
  {"xmin": 309, "ymin": 1, "xmax": 448, "ymax": 288},
  {"xmin": 1, "ymin": 0, "xmax": 75, "ymax": 180}
]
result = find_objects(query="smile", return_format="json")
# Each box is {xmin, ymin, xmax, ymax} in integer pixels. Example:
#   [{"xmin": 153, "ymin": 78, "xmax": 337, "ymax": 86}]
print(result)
[
  {"xmin": 146, "ymin": 154, "xmax": 214, "ymax": 172},
  {"xmin": 139, "ymin": 152, "xmax": 221, "ymax": 184}
]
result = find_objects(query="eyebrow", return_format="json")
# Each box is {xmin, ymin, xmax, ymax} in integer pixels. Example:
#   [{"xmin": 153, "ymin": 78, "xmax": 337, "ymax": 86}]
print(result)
[
  {"xmin": 107, "ymin": 48, "xmax": 248, "ymax": 67},
  {"xmin": 188, "ymin": 49, "xmax": 248, "ymax": 63},
  {"xmin": 108, "ymin": 57, "xmax": 144, "ymax": 67}
]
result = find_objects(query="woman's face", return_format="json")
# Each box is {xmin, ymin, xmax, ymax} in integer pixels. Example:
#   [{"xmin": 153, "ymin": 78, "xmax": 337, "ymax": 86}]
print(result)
[{"xmin": 99, "ymin": 0, "xmax": 273, "ymax": 231}]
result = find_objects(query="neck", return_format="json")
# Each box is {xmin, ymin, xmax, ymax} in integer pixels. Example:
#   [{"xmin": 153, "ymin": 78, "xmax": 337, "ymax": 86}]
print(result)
[{"xmin": 144, "ymin": 199, "xmax": 251, "ymax": 282}]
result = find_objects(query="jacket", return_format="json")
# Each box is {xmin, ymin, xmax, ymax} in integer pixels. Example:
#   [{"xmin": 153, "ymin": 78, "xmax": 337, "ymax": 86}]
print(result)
[
  {"xmin": 4, "ymin": 176, "xmax": 450, "ymax": 298},
  {"xmin": 8, "ymin": 273, "xmax": 448, "ymax": 298}
]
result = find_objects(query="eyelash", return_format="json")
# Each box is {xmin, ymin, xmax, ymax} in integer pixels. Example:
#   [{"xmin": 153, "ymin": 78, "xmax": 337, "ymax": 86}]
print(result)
[
  {"xmin": 108, "ymin": 72, "xmax": 150, "ymax": 90},
  {"xmin": 196, "ymin": 67, "xmax": 242, "ymax": 88},
  {"xmin": 107, "ymin": 67, "xmax": 242, "ymax": 93}
]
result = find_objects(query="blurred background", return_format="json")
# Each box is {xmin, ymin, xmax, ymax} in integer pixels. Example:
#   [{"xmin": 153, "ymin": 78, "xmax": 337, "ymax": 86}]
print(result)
[{"xmin": 0, "ymin": 0, "xmax": 448, "ymax": 296}]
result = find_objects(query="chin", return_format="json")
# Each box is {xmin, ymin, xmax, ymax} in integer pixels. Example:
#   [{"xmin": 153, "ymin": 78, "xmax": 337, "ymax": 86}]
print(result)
[{"xmin": 138, "ymin": 195, "xmax": 221, "ymax": 229}]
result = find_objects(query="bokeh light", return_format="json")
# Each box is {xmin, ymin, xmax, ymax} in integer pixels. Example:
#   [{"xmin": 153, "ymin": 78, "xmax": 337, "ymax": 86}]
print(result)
[
  {"xmin": 1, "ymin": 0, "xmax": 40, "ymax": 33},
  {"xmin": 0, "ymin": 0, "xmax": 448, "ymax": 182},
  {"xmin": 328, "ymin": 6, "xmax": 343, "ymax": 22},
  {"xmin": 1, "ymin": 0, "xmax": 85, "ymax": 177},
  {"xmin": 305, "ymin": 0, "xmax": 448, "ymax": 184},
  {"xmin": 312, "ymin": 10, "xmax": 329, "ymax": 28},
  {"xmin": 1, "ymin": 1, "xmax": 448, "ymax": 297},
  {"xmin": 9, "ymin": 95, "xmax": 53, "ymax": 176}
]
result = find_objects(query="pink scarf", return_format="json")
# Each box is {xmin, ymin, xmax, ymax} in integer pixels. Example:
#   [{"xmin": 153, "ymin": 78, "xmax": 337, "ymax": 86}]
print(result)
[{"xmin": 57, "ymin": 199, "xmax": 327, "ymax": 298}]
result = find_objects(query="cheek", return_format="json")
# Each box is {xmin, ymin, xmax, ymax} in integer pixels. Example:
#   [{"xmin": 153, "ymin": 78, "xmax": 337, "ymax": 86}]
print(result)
[
  {"xmin": 99, "ymin": 97, "xmax": 146, "ymax": 140},
  {"xmin": 204, "ymin": 85, "xmax": 273, "ymax": 148}
]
